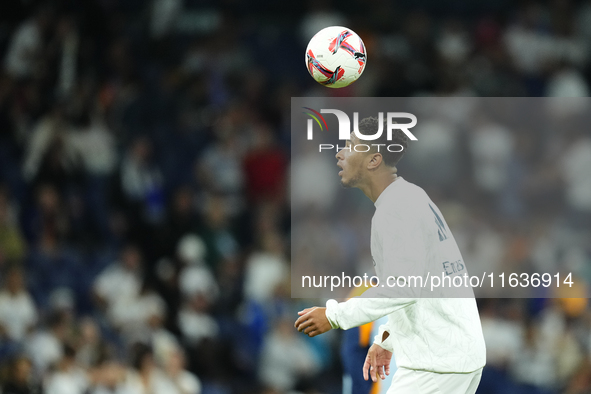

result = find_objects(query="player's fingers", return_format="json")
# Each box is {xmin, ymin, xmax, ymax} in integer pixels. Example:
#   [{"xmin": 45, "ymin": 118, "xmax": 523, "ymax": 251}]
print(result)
[
  {"xmin": 298, "ymin": 308, "xmax": 314, "ymax": 316},
  {"xmin": 294, "ymin": 314, "xmax": 310, "ymax": 329},
  {"xmin": 362, "ymin": 356, "xmax": 370, "ymax": 381},
  {"xmin": 303, "ymin": 324, "xmax": 317, "ymax": 334},
  {"xmin": 385, "ymin": 363, "xmax": 390, "ymax": 376},
  {"xmin": 296, "ymin": 318, "xmax": 314, "ymax": 332},
  {"xmin": 377, "ymin": 364, "xmax": 385, "ymax": 380},
  {"xmin": 307, "ymin": 330, "xmax": 318, "ymax": 337},
  {"xmin": 370, "ymin": 354, "xmax": 378, "ymax": 382}
]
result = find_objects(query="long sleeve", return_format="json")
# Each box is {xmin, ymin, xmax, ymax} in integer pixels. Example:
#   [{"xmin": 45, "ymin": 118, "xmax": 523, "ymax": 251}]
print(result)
[
  {"xmin": 324, "ymin": 201, "xmax": 422, "ymax": 331},
  {"xmin": 373, "ymin": 320, "xmax": 394, "ymax": 352},
  {"xmin": 325, "ymin": 296, "xmax": 415, "ymax": 330}
]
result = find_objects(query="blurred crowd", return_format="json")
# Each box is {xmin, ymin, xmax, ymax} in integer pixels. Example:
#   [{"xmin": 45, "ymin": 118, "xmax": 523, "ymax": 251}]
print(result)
[{"xmin": 0, "ymin": 0, "xmax": 590, "ymax": 394}]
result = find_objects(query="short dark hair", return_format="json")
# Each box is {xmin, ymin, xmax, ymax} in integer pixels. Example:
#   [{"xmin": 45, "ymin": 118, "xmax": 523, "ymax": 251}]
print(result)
[
  {"xmin": 131, "ymin": 343, "xmax": 153, "ymax": 370},
  {"xmin": 357, "ymin": 116, "xmax": 409, "ymax": 167}
]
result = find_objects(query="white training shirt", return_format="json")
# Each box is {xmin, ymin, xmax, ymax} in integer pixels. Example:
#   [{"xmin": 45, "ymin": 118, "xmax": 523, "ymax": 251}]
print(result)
[{"xmin": 325, "ymin": 177, "xmax": 486, "ymax": 373}]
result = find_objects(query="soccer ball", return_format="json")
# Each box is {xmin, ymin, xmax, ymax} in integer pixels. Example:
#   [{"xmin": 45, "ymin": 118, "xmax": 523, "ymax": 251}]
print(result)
[{"xmin": 305, "ymin": 26, "xmax": 366, "ymax": 88}]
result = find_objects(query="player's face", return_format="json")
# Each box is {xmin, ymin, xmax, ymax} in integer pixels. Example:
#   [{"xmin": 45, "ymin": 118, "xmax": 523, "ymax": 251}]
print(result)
[{"xmin": 335, "ymin": 133, "xmax": 367, "ymax": 188}]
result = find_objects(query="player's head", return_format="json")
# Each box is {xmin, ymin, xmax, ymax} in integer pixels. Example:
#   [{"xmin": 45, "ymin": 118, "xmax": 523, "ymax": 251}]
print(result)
[{"xmin": 335, "ymin": 116, "xmax": 408, "ymax": 188}]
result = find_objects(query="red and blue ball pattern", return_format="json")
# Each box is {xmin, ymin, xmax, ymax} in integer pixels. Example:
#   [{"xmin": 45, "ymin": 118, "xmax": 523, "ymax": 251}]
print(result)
[{"xmin": 305, "ymin": 26, "xmax": 366, "ymax": 88}]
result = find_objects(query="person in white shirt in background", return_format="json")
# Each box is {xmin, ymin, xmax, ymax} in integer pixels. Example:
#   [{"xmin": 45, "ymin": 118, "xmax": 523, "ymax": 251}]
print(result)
[
  {"xmin": 45, "ymin": 345, "xmax": 89, "ymax": 394},
  {"xmin": 175, "ymin": 234, "xmax": 220, "ymax": 347},
  {"xmin": 93, "ymin": 244, "xmax": 143, "ymax": 314},
  {"xmin": 126, "ymin": 344, "xmax": 180, "ymax": 394},
  {"xmin": 4, "ymin": 6, "xmax": 52, "ymax": 79},
  {"xmin": 295, "ymin": 117, "xmax": 486, "ymax": 394},
  {"xmin": 26, "ymin": 311, "xmax": 69, "ymax": 375},
  {"xmin": 243, "ymin": 231, "xmax": 288, "ymax": 304},
  {"xmin": 164, "ymin": 348, "xmax": 201, "ymax": 394},
  {"xmin": 0, "ymin": 267, "xmax": 38, "ymax": 342},
  {"xmin": 108, "ymin": 279, "xmax": 167, "ymax": 346},
  {"xmin": 177, "ymin": 234, "xmax": 218, "ymax": 301},
  {"xmin": 259, "ymin": 317, "xmax": 319, "ymax": 392}
]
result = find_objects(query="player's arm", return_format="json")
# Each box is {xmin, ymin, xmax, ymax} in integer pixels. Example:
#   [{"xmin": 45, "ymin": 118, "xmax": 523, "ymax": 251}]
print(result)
[
  {"xmin": 325, "ymin": 296, "xmax": 415, "ymax": 330},
  {"xmin": 295, "ymin": 210, "xmax": 424, "ymax": 336},
  {"xmin": 294, "ymin": 296, "xmax": 415, "ymax": 336},
  {"xmin": 319, "ymin": 211, "xmax": 425, "ymax": 330}
]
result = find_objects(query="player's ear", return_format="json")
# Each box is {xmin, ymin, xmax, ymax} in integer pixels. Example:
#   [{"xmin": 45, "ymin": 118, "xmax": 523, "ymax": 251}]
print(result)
[{"xmin": 367, "ymin": 152, "xmax": 382, "ymax": 170}]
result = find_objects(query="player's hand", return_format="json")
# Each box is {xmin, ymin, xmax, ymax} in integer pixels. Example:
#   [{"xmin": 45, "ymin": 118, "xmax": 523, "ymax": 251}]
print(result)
[
  {"xmin": 294, "ymin": 307, "xmax": 332, "ymax": 337},
  {"xmin": 363, "ymin": 344, "xmax": 392, "ymax": 382}
]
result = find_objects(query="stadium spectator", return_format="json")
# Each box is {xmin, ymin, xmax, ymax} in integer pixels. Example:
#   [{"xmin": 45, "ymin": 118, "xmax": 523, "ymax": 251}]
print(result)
[
  {"xmin": 560, "ymin": 133, "xmax": 591, "ymax": 216},
  {"xmin": 129, "ymin": 344, "xmax": 181, "ymax": 394},
  {"xmin": 242, "ymin": 122, "xmax": 287, "ymax": 204},
  {"xmin": 0, "ymin": 355, "xmax": 42, "ymax": 394},
  {"xmin": 93, "ymin": 244, "xmax": 142, "ymax": 314},
  {"xmin": 258, "ymin": 317, "xmax": 319, "ymax": 392},
  {"xmin": 196, "ymin": 122, "xmax": 245, "ymax": 217},
  {"xmin": 45, "ymin": 344, "xmax": 89, "ymax": 394},
  {"xmin": 177, "ymin": 234, "xmax": 218, "ymax": 301},
  {"xmin": 108, "ymin": 280, "xmax": 166, "ymax": 345},
  {"xmin": 243, "ymin": 232, "xmax": 288, "ymax": 304},
  {"xmin": 197, "ymin": 194, "xmax": 239, "ymax": 270},
  {"xmin": 0, "ymin": 187, "xmax": 26, "ymax": 266},
  {"xmin": 4, "ymin": 6, "xmax": 52, "ymax": 79},
  {"xmin": 177, "ymin": 293, "xmax": 218, "ymax": 347},
  {"xmin": 154, "ymin": 186, "xmax": 201, "ymax": 259},
  {"xmin": 0, "ymin": 267, "xmax": 38, "ymax": 342},
  {"xmin": 25, "ymin": 311, "xmax": 70, "ymax": 374},
  {"xmin": 164, "ymin": 348, "xmax": 202, "ymax": 394},
  {"xmin": 75, "ymin": 317, "xmax": 108, "ymax": 369},
  {"xmin": 119, "ymin": 136, "xmax": 165, "ymax": 224},
  {"xmin": 479, "ymin": 300, "xmax": 524, "ymax": 393}
]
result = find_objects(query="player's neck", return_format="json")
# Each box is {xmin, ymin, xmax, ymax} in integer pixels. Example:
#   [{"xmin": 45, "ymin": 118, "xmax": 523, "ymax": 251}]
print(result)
[{"xmin": 362, "ymin": 173, "xmax": 398, "ymax": 203}]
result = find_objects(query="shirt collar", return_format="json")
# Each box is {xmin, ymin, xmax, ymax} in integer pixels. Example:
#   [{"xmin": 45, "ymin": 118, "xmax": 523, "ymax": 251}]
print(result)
[{"xmin": 374, "ymin": 176, "xmax": 404, "ymax": 208}]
